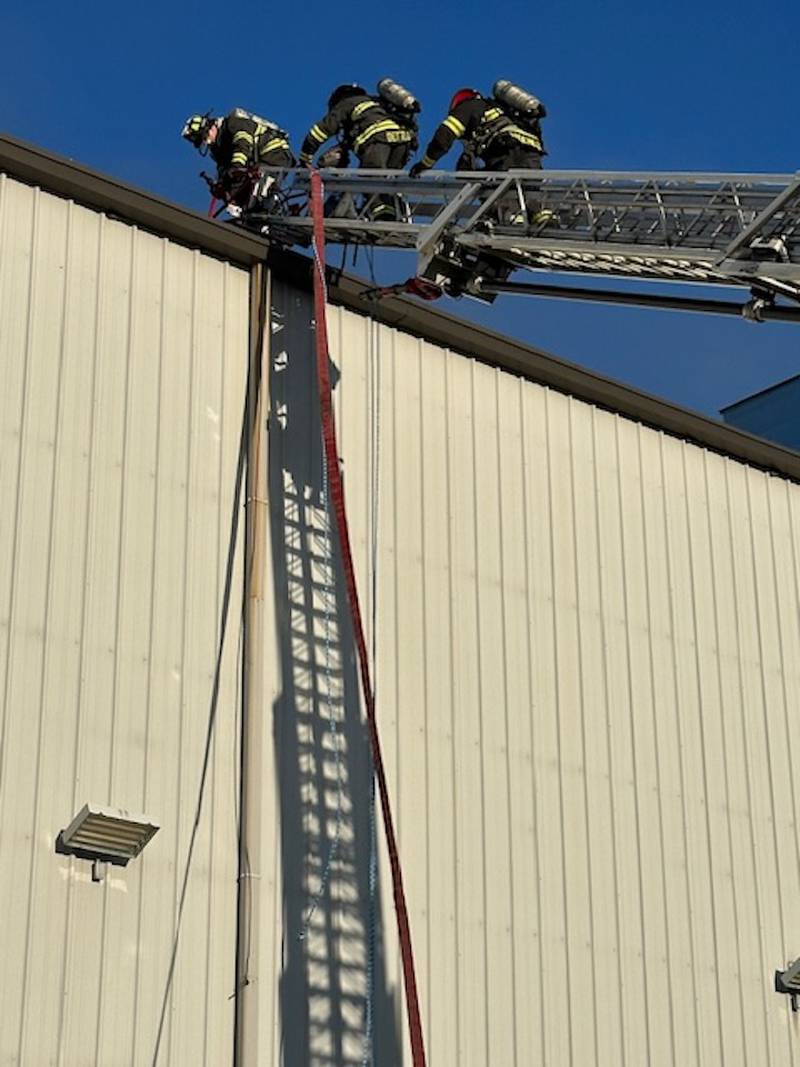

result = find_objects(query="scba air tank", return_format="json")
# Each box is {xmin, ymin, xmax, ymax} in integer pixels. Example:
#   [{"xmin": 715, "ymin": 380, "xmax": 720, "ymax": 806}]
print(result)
[
  {"xmin": 377, "ymin": 78, "xmax": 421, "ymax": 113},
  {"xmin": 231, "ymin": 107, "xmax": 284, "ymax": 135},
  {"xmin": 492, "ymin": 80, "xmax": 544, "ymax": 117}
]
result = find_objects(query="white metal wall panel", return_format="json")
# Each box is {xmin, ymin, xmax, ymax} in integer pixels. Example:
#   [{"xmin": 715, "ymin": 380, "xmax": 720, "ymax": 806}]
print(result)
[
  {"xmin": 0, "ymin": 175, "xmax": 249, "ymax": 1066},
  {"xmin": 267, "ymin": 278, "xmax": 800, "ymax": 1066},
  {"xmin": 4, "ymin": 169, "xmax": 800, "ymax": 1067}
]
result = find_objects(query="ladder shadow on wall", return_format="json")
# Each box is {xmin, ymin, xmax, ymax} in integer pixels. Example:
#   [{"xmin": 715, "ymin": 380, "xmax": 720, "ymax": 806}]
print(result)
[{"xmin": 269, "ymin": 288, "xmax": 401, "ymax": 1066}]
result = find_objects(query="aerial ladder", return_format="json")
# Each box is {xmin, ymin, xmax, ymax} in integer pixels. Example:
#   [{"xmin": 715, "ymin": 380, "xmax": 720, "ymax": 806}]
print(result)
[{"xmin": 239, "ymin": 166, "xmax": 800, "ymax": 323}]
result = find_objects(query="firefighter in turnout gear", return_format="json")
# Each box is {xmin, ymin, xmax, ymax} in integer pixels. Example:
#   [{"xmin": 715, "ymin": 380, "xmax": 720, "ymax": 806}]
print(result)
[
  {"xmin": 300, "ymin": 83, "xmax": 418, "ymax": 220},
  {"xmin": 409, "ymin": 87, "xmax": 553, "ymax": 227},
  {"xmin": 181, "ymin": 109, "xmax": 294, "ymax": 211}
]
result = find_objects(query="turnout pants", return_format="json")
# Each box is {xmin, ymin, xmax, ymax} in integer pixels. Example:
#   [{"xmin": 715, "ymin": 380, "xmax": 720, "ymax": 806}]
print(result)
[
  {"xmin": 481, "ymin": 140, "xmax": 545, "ymax": 226},
  {"xmin": 358, "ymin": 139, "xmax": 414, "ymax": 220}
]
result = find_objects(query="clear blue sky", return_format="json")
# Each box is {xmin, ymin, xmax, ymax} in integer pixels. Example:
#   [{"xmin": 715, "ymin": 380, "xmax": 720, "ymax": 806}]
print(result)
[{"xmin": 3, "ymin": 0, "xmax": 798, "ymax": 416}]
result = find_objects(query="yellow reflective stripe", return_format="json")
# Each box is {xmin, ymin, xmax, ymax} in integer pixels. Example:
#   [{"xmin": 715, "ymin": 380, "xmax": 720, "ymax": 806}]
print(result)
[
  {"xmin": 442, "ymin": 115, "xmax": 465, "ymax": 137},
  {"xmin": 421, "ymin": 154, "xmax": 436, "ymax": 167},
  {"xmin": 353, "ymin": 118, "xmax": 402, "ymax": 148},
  {"xmin": 506, "ymin": 125, "xmax": 542, "ymax": 149},
  {"xmin": 299, "ymin": 151, "xmax": 314, "ymax": 163},
  {"xmin": 309, "ymin": 124, "xmax": 327, "ymax": 142},
  {"xmin": 261, "ymin": 137, "xmax": 289, "ymax": 153},
  {"xmin": 352, "ymin": 99, "xmax": 377, "ymax": 118},
  {"xmin": 231, "ymin": 151, "xmax": 249, "ymax": 165},
  {"xmin": 233, "ymin": 130, "xmax": 253, "ymax": 143},
  {"xmin": 484, "ymin": 106, "xmax": 503, "ymax": 121}
]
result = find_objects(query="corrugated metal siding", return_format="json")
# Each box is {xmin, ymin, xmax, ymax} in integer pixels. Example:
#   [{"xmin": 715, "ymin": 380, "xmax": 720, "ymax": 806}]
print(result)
[
  {"xmin": 0, "ymin": 175, "xmax": 249, "ymax": 1066},
  {"xmin": 4, "ymin": 166, "xmax": 800, "ymax": 1067},
  {"xmin": 268, "ymin": 279, "xmax": 800, "ymax": 1066}
]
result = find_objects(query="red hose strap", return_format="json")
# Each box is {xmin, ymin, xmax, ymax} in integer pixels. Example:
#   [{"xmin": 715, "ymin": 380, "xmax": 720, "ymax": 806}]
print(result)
[{"xmin": 309, "ymin": 170, "xmax": 427, "ymax": 1067}]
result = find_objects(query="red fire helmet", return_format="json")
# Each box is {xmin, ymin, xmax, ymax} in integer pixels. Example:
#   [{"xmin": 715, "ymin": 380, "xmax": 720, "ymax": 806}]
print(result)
[{"xmin": 449, "ymin": 88, "xmax": 479, "ymax": 111}]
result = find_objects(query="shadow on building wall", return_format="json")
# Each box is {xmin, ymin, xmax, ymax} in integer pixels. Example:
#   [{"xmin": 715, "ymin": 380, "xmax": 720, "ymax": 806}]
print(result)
[{"xmin": 268, "ymin": 287, "xmax": 400, "ymax": 1066}]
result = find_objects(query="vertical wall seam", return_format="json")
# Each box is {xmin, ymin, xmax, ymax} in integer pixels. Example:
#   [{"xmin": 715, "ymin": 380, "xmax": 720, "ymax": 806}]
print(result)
[
  {"xmin": 443, "ymin": 349, "xmax": 462, "ymax": 1059},
  {"xmin": 390, "ymin": 322, "xmax": 402, "ymax": 1009},
  {"xmin": 613, "ymin": 417, "xmax": 652, "ymax": 1067},
  {"xmin": 545, "ymin": 389, "xmax": 574, "ymax": 1067},
  {"xmin": 131, "ymin": 235, "xmax": 168, "ymax": 1067},
  {"xmin": 701, "ymin": 450, "xmax": 750, "ymax": 1057},
  {"xmin": 723, "ymin": 459, "xmax": 774, "ymax": 1065},
  {"xmin": 639, "ymin": 430, "xmax": 678, "ymax": 1065},
  {"xmin": 519, "ymin": 379, "xmax": 547, "ymax": 1067},
  {"xmin": 567, "ymin": 396, "xmax": 600, "ymax": 1065},
  {"xmin": 678, "ymin": 441, "xmax": 725, "ymax": 1063},
  {"xmin": 592, "ymin": 409, "xmax": 627, "ymax": 1067},
  {"xmin": 656, "ymin": 431, "xmax": 702, "ymax": 1066},
  {"xmin": 496, "ymin": 370, "xmax": 518, "ymax": 1067},
  {"xmin": 468, "ymin": 359, "xmax": 490, "ymax": 1067},
  {"xmin": 416, "ymin": 336, "xmax": 433, "ymax": 1042},
  {"xmin": 10, "ymin": 186, "xmax": 41, "ymax": 1061},
  {"xmin": 50, "ymin": 198, "xmax": 78, "ymax": 1065}
]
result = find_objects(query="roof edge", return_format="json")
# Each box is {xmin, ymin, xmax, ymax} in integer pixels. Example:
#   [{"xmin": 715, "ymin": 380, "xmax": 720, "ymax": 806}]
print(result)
[{"xmin": 0, "ymin": 132, "xmax": 267, "ymax": 267}]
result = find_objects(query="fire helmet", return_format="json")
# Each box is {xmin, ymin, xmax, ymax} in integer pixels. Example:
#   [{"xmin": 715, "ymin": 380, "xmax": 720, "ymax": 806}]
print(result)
[
  {"xmin": 328, "ymin": 84, "xmax": 367, "ymax": 110},
  {"xmin": 449, "ymin": 88, "xmax": 480, "ymax": 111},
  {"xmin": 181, "ymin": 113, "xmax": 216, "ymax": 148}
]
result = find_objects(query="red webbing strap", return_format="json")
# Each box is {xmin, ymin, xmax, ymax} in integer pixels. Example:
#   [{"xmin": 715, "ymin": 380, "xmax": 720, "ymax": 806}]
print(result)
[{"xmin": 309, "ymin": 170, "xmax": 427, "ymax": 1067}]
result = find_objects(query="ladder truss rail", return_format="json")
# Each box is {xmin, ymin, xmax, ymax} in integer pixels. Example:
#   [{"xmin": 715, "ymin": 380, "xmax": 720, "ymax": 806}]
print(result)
[{"xmin": 251, "ymin": 167, "xmax": 800, "ymax": 310}]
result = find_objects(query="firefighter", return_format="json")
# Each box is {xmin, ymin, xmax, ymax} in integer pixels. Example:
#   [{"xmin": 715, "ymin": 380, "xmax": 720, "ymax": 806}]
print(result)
[
  {"xmin": 409, "ymin": 87, "xmax": 552, "ymax": 226},
  {"xmin": 181, "ymin": 109, "xmax": 294, "ymax": 211},
  {"xmin": 299, "ymin": 84, "xmax": 417, "ymax": 220}
]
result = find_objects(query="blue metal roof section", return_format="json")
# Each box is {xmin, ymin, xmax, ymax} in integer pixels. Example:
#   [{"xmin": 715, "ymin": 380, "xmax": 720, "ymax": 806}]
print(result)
[{"xmin": 722, "ymin": 373, "xmax": 800, "ymax": 452}]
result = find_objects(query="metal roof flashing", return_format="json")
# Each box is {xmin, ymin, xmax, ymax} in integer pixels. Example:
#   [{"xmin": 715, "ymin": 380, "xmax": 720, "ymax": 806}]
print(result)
[
  {"xmin": 0, "ymin": 132, "xmax": 267, "ymax": 267},
  {"xmin": 2, "ymin": 132, "xmax": 800, "ymax": 483}
]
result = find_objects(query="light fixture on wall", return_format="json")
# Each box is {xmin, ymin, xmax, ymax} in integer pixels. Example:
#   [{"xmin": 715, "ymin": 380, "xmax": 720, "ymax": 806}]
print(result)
[
  {"xmin": 56, "ymin": 803, "xmax": 159, "ymax": 883},
  {"xmin": 775, "ymin": 959, "xmax": 800, "ymax": 1012}
]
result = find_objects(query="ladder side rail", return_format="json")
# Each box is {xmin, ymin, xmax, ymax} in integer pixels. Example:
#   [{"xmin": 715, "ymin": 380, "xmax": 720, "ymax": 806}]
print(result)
[
  {"xmin": 415, "ymin": 181, "xmax": 483, "ymax": 270},
  {"xmin": 714, "ymin": 175, "xmax": 800, "ymax": 263}
]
